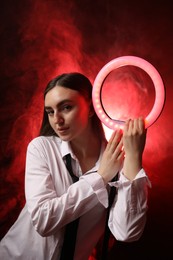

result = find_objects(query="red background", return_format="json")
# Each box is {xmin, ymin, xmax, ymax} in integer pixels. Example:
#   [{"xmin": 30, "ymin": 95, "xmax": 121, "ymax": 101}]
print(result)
[{"xmin": 0, "ymin": 0, "xmax": 173, "ymax": 258}]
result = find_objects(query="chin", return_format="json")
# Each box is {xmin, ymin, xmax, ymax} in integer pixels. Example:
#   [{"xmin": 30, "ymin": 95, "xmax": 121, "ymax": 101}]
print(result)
[{"xmin": 58, "ymin": 134, "xmax": 72, "ymax": 142}]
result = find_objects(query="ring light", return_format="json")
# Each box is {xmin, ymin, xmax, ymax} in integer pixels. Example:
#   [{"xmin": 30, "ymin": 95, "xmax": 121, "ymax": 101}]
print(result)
[{"xmin": 92, "ymin": 56, "xmax": 165, "ymax": 129}]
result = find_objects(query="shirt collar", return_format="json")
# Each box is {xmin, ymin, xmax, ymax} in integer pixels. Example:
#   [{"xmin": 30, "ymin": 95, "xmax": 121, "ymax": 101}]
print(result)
[{"xmin": 60, "ymin": 140, "xmax": 73, "ymax": 158}]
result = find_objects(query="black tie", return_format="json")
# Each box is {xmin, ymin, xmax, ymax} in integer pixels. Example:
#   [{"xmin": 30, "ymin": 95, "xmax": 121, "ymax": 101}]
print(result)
[
  {"xmin": 60, "ymin": 153, "xmax": 117, "ymax": 260},
  {"xmin": 60, "ymin": 154, "xmax": 79, "ymax": 260}
]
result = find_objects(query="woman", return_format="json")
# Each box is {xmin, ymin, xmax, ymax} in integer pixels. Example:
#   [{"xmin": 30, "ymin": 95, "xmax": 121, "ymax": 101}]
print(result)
[{"xmin": 0, "ymin": 72, "xmax": 151, "ymax": 260}]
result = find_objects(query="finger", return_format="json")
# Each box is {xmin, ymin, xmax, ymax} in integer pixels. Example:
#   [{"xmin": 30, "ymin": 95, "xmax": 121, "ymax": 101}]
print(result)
[
  {"xmin": 104, "ymin": 131, "xmax": 116, "ymax": 151},
  {"xmin": 108, "ymin": 130, "xmax": 117, "ymax": 144},
  {"xmin": 124, "ymin": 119, "xmax": 133, "ymax": 135},
  {"xmin": 117, "ymin": 149, "xmax": 125, "ymax": 161},
  {"xmin": 113, "ymin": 138, "xmax": 123, "ymax": 158},
  {"xmin": 131, "ymin": 118, "xmax": 144, "ymax": 133},
  {"xmin": 134, "ymin": 117, "xmax": 145, "ymax": 134},
  {"xmin": 133, "ymin": 118, "xmax": 138, "ymax": 132},
  {"xmin": 123, "ymin": 119, "xmax": 130, "ymax": 133},
  {"xmin": 138, "ymin": 117, "xmax": 145, "ymax": 131},
  {"xmin": 115, "ymin": 143, "xmax": 125, "ymax": 163},
  {"xmin": 107, "ymin": 129, "xmax": 122, "ymax": 152},
  {"xmin": 110, "ymin": 129, "xmax": 123, "ymax": 152}
]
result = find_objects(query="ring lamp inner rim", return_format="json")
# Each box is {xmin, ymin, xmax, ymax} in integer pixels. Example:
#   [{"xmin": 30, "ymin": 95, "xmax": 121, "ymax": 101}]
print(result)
[{"xmin": 92, "ymin": 56, "xmax": 165, "ymax": 129}]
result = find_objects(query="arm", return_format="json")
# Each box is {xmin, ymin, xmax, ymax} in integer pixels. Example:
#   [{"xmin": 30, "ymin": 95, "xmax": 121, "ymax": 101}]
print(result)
[
  {"xmin": 25, "ymin": 138, "xmax": 108, "ymax": 237},
  {"xmin": 123, "ymin": 118, "xmax": 147, "ymax": 180},
  {"xmin": 97, "ymin": 118, "xmax": 151, "ymax": 241},
  {"xmin": 108, "ymin": 168, "xmax": 151, "ymax": 241}
]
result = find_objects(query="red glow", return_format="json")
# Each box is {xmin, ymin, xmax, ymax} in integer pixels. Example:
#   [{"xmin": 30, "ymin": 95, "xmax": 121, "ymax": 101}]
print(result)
[{"xmin": 0, "ymin": 1, "xmax": 172, "ymax": 258}]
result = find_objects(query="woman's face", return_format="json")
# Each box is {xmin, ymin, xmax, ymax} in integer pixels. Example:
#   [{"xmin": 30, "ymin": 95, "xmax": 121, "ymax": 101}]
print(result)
[{"xmin": 45, "ymin": 85, "xmax": 92, "ymax": 142}]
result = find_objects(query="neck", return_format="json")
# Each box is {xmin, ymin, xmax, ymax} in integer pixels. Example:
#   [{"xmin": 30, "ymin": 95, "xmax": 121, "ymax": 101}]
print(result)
[
  {"xmin": 70, "ymin": 130, "xmax": 102, "ymax": 173},
  {"xmin": 71, "ymin": 131, "xmax": 101, "ymax": 158}
]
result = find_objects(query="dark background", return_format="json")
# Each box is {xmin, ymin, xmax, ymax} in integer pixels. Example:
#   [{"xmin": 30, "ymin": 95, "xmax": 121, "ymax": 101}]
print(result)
[{"xmin": 0, "ymin": 0, "xmax": 173, "ymax": 259}]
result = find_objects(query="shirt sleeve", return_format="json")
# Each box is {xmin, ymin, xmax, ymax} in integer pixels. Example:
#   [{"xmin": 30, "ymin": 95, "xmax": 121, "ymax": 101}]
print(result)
[
  {"xmin": 80, "ymin": 172, "xmax": 109, "ymax": 208},
  {"xmin": 25, "ymin": 139, "xmax": 108, "ymax": 237},
  {"xmin": 108, "ymin": 168, "xmax": 151, "ymax": 242}
]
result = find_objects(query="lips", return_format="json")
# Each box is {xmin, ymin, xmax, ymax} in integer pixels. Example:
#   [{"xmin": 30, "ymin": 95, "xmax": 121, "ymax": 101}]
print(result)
[{"xmin": 57, "ymin": 127, "xmax": 69, "ymax": 133}]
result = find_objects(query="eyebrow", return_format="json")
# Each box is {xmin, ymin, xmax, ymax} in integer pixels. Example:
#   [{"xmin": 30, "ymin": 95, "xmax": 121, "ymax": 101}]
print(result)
[{"xmin": 44, "ymin": 99, "xmax": 73, "ymax": 110}]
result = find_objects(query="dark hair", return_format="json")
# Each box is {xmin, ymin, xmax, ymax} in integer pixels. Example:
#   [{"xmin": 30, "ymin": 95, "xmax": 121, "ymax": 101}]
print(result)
[{"xmin": 39, "ymin": 72, "xmax": 105, "ymax": 139}]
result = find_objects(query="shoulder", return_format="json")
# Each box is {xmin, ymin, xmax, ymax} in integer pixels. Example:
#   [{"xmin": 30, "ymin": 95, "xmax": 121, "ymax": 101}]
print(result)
[{"xmin": 27, "ymin": 136, "xmax": 62, "ymax": 153}]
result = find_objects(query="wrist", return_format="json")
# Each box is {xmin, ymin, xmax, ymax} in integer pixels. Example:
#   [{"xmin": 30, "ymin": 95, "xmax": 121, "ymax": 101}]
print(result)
[
  {"xmin": 97, "ymin": 171, "xmax": 109, "ymax": 185},
  {"xmin": 123, "ymin": 154, "xmax": 142, "ymax": 181}
]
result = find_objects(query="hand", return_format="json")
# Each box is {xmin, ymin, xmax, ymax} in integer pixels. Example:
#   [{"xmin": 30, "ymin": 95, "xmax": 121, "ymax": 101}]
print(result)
[
  {"xmin": 98, "ymin": 129, "xmax": 124, "ymax": 184},
  {"xmin": 123, "ymin": 118, "xmax": 147, "ymax": 180}
]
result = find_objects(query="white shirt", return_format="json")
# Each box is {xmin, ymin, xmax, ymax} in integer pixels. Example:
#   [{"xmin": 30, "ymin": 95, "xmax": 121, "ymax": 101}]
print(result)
[{"xmin": 0, "ymin": 135, "xmax": 151, "ymax": 260}]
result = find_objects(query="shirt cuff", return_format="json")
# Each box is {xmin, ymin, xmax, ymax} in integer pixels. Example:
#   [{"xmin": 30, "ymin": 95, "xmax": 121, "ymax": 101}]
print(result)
[
  {"xmin": 80, "ymin": 172, "xmax": 108, "ymax": 208},
  {"xmin": 108, "ymin": 168, "xmax": 152, "ymax": 188}
]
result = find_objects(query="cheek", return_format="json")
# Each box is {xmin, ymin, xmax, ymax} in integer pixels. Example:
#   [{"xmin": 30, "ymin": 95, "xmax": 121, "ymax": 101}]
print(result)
[
  {"xmin": 71, "ymin": 107, "xmax": 89, "ymax": 126},
  {"xmin": 79, "ymin": 108, "xmax": 90, "ymax": 123},
  {"xmin": 48, "ymin": 117, "xmax": 54, "ymax": 128}
]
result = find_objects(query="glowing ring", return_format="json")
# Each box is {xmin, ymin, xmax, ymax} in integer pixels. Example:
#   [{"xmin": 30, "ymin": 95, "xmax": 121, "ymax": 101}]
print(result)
[{"xmin": 92, "ymin": 56, "xmax": 165, "ymax": 129}]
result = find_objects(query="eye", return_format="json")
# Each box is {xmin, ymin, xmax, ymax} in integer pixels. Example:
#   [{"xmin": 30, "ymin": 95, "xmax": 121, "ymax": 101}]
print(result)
[
  {"xmin": 61, "ymin": 105, "xmax": 73, "ymax": 112},
  {"xmin": 45, "ymin": 110, "xmax": 54, "ymax": 116}
]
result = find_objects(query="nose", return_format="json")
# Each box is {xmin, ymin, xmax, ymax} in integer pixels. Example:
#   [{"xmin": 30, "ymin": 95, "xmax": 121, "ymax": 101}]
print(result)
[{"xmin": 53, "ymin": 112, "xmax": 64, "ymax": 126}]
